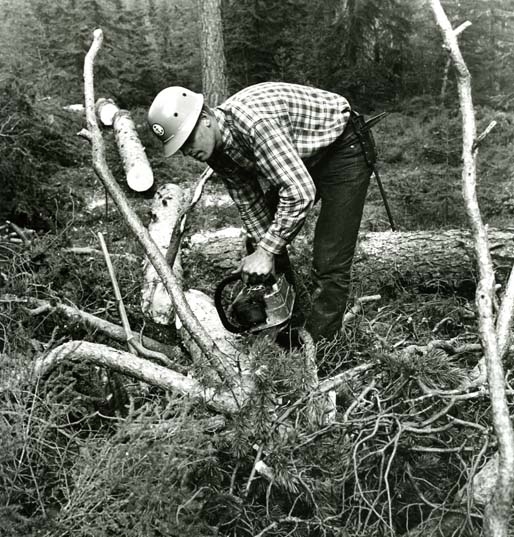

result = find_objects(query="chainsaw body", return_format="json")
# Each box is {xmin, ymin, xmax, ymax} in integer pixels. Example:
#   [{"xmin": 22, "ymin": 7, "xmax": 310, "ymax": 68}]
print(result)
[{"xmin": 214, "ymin": 273, "xmax": 295, "ymax": 334}]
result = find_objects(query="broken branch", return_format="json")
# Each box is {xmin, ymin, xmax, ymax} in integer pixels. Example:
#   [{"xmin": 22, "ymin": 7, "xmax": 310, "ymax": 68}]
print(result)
[
  {"xmin": 34, "ymin": 340, "xmax": 239, "ymax": 414},
  {"xmin": 83, "ymin": 29, "xmax": 237, "ymax": 380}
]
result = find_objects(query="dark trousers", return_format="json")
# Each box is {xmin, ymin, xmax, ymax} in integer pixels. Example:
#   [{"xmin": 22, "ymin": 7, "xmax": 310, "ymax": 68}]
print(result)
[
  {"xmin": 247, "ymin": 125, "xmax": 372, "ymax": 341},
  {"xmin": 306, "ymin": 132, "xmax": 372, "ymax": 340}
]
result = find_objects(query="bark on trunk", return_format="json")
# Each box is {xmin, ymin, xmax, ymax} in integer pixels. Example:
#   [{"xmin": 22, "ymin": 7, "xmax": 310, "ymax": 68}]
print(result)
[
  {"xmin": 354, "ymin": 228, "xmax": 514, "ymax": 292},
  {"xmin": 185, "ymin": 227, "xmax": 514, "ymax": 293},
  {"xmin": 199, "ymin": 0, "xmax": 228, "ymax": 106}
]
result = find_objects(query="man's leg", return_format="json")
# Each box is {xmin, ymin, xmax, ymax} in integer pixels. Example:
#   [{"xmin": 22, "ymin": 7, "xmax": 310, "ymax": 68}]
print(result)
[{"xmin": 306, "ymin": 141, "xmax": 371, "ymax": 341}]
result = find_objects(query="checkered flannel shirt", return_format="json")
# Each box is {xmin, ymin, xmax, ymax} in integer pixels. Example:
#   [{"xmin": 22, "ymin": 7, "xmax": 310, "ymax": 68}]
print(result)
[{"xmin": 207, "ymin": 82, "xmax": 351, "ymax": 254}]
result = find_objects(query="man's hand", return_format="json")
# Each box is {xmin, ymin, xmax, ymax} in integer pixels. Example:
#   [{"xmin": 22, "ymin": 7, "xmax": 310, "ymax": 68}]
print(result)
[{"xmin": 239, "ymin": 246, "xmax": 274, "ymax": 284}]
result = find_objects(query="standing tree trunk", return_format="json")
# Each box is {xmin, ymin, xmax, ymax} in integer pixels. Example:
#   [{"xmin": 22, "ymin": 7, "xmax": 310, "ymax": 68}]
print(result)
[{"xmin": 199, "ymin": 0, "xmax": 228, "ymax": 106}]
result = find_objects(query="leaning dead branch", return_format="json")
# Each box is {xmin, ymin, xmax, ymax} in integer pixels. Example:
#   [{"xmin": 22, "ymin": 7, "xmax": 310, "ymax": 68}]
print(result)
[
  {"xmin": 81, "ymin": 29, "xmax": 241, "ymax": 383},
  {"xmin": 98, "ymin": 232, "xmax": 134, "ymax": 345},
  {"xmin": 431, "ymin": 2, "xmax": 514, "ymax": 536},
  {"xmin": 1, "ymin": 294, "xmax": 179, "ymax": 367}
]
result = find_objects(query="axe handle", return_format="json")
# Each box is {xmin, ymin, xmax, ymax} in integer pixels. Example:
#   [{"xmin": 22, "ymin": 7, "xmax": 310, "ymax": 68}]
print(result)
[
  {"xmin": 350, "ymin": 112, "xmax": 397, "ymax": 231},
  {"xmin": 373, "ymin": 167, "xmax": 397, "ymax": 231}
]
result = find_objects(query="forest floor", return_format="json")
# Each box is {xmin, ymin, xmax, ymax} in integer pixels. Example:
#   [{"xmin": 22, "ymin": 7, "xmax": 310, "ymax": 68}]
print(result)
[{"xmin": 1, "ymin": 103, "xmax": 514, "ymax": 537}]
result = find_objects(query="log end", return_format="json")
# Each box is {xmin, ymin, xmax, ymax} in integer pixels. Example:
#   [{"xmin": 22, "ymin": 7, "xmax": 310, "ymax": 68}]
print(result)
[
  {"xmin": 96, "ymin": 98, "xmax": 119, "ymax": 127},
  {"xmin": 127, "ymin": 165, "xmax": 154, "ymax": 192}
]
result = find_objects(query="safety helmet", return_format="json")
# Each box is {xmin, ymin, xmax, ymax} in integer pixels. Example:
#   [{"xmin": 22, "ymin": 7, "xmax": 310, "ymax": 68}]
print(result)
[{"xmin": 147, "ymin": 86, "xmax": 204, "ymax": 157}]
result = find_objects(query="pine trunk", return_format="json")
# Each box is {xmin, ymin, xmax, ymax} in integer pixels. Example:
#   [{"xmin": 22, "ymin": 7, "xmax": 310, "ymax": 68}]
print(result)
[{"xmin": 199, "ymin": 0, "xmax": 228, "ymax": 106}]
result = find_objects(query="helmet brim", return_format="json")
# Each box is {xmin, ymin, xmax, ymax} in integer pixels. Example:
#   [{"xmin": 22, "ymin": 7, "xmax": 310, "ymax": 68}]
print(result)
[{"xmin": 162, "ymin": 93, "xmax": 204, "ymax": 157}]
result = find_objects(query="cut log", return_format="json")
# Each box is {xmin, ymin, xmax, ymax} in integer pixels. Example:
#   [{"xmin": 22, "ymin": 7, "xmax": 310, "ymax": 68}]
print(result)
[
  {"xmin": 185, "ymin": 227, "xmax": 514, "ymax": 293},
  {"xmin": 113, "ymin": 110, "xmax": 154, "ymax": 192},
  {"xmin": 142, "ymin": 183, "xmax": 186, "ymax": 325},
  {"xmin": 96, "ymin": 97, "xmax": 154, "ymax": 192},
  {"xmin": 96, "ymin": 98, "xmax": 119, "ymax": 126}
]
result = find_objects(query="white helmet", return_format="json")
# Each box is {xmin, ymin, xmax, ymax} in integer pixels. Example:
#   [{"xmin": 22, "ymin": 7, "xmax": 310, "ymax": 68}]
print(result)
[{"xmin": 148, "ymin": 86, "xmax": 204, "ymax": 157}]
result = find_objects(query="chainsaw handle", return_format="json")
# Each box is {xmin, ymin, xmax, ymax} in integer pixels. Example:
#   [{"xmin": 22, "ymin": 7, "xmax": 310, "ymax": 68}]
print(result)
[{"xmin": 214, "ymin": 273, "xmax": 246, "ymax": 334}]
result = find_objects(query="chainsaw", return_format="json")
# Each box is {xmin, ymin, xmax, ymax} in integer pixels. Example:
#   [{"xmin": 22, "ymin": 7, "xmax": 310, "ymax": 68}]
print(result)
[{"xmin": 214, "ymin": 273, "xmax": 295, "ymax": 334}]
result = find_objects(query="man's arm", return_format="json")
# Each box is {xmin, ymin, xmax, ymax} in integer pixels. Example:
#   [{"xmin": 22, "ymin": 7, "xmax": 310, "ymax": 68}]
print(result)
[
  {"xmin": 219, "ymin": 174, "xmax": 275, "ymax": 282},
  {"xmin": 251, "ymin": 118, "xmax": 317, "ymax": 254},
  {"xmin": 220, "ymin": 173, "xmax": 273, "ymax": 244}
]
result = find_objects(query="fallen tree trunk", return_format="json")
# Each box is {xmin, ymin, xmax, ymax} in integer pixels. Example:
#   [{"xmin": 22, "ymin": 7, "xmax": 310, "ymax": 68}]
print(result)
[{"xmin": 185, "ymin": 227, "xmax": 514, "ymax": 293}]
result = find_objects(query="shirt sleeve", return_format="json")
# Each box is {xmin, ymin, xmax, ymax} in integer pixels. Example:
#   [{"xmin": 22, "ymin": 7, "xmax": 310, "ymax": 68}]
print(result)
[
  {"xmin": 220, "ymin": 173, "xmax": 273, "ymax": 246},
  {"xmin": 250, "ymin": 118, "xmax": 316, "ymax": 254}
]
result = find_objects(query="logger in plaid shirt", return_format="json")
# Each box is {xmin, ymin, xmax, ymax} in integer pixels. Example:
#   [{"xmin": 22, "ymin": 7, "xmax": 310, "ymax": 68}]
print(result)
[{"xmin": 148, "ymin": 82, "xmax": 374, "ymax": 341}]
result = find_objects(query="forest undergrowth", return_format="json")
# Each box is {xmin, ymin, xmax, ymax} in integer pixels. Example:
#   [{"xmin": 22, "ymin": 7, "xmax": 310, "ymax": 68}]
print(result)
[{"xmin": 1, "ymin": 96, "xmax": 514, "ymax": 536}]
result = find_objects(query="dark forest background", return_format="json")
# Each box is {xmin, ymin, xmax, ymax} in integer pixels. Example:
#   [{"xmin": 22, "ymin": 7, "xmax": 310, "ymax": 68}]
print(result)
[{"xmin": 0, "ymin": 0, "xmax": 513, "ymax": 230}]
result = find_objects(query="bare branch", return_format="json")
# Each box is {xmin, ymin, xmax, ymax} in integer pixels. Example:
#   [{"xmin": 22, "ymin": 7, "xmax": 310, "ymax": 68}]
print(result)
[
  {"xmin": 77, "ymin": 128, "xmax": 92, "ymax": 141},
  {"xmin": 98, "ymin": 232, "xmax": 134, "ymax": 344},
  {"xmin": 1, "ymin": 294, "xmax": 179, "ymax": 367},
  {"xmin": 454, "ymin": 20, "xmax": 472, "ymax": 36},
  {"xmin": 34, "ymin": 340, "xmax": 239, "ymax": 414},
  {"xmin": 82, "ymin": 29, "xmax": 239, "ymax": 381},
  {"xmin": 430, "ymin": 3, "xmax": 514, "ymax": 535},
  {"xmin": 473, "ymin": 120, "xmax": 498, "ymax": 152}
]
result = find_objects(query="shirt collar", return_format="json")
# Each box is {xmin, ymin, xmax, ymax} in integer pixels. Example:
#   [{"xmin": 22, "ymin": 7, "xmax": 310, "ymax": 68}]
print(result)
[{"xmin": 213, "ymin": 107, "xmax": 234, "ymax": 151}]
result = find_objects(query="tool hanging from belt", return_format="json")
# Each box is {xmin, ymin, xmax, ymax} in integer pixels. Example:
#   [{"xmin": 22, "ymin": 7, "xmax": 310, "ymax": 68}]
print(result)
[{"xmin": 350, "ymin": 111, "xmax": 397, "ymax": 231}]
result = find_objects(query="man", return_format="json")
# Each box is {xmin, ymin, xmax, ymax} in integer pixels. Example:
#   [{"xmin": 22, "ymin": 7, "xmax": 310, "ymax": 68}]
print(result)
[{"xmin": 148, "ymin": 82, "xmax": 374, "ymax": 341}]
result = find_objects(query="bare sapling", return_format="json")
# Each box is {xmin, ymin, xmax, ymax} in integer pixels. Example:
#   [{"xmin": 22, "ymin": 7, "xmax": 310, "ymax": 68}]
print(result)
[{"xmin": 430, "ymin": 2, "xmax": 514, "ymax": 536}]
